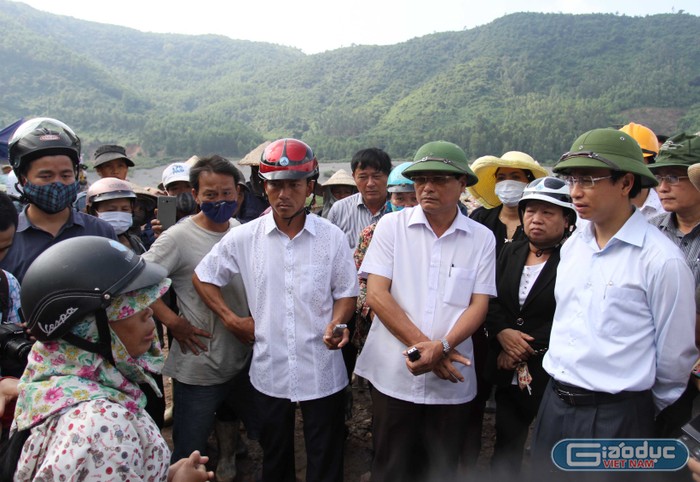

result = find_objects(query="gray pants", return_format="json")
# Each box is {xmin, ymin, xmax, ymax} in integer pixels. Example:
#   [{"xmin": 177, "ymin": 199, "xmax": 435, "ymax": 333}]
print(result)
[{"xmin": 529, "ymin": 379, "xmax": 656, "ymax": 482}]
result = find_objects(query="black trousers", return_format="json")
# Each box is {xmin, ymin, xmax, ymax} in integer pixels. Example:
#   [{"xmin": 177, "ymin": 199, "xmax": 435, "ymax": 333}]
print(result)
[
  {"xmin": 256, "ymin": 387, "xmax": 345, "ymax": 482},
  {"xmin": 491, "ymin": 383, "xmax": 543, "ymax": 476},
  {"xmin": 370, "ymin": 387, "xmax": 471, "ymax": 482}
]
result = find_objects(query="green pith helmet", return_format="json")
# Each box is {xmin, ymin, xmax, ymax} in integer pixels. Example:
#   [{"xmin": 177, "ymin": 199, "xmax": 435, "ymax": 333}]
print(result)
[
  {"xmin": 649, "ymin": 133, "xmax": 700, "ymax": 170},
  {"xmin": 553, "ymin": 128, "xmax": 658, "ymax": 188},
  {"xmin": 403, "ymin": 140, "xmax": 478, "ymax": 186}
]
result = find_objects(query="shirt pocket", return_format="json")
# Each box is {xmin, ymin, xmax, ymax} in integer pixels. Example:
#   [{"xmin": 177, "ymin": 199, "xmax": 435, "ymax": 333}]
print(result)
[
  {"xmin": 443, "ymin": 267, "xmax": 476, "ymax": 306},
  {"xmin": 600, "ymin": 286, "xmax": 647, "ymax": 336}
]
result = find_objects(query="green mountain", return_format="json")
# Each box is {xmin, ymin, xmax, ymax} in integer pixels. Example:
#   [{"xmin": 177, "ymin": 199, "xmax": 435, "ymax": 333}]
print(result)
[{"xmin": 1, "ymin": 0, "xmax": 699, "ymax": 163}]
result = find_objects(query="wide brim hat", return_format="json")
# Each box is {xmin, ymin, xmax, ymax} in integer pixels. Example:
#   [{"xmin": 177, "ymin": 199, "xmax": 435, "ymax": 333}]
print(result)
[
  {"xmin": 403, "ymin": 140, "xmax": 478, "ymax": 186},
  {"xmin": 184, "ymin": 155, "xmax": 200, "ymax": 167},
  {"xmin": 93, "ymin": 144, "xmax": 135, "ymax": 168},
  {"xmin": 688, "ymin": 163, "xmax": 700, "ymax": 191},
  {"xmin": 106, "ymin": 278, "xmax": 171, "ymax": 322},
  {"xmin": 239, "ymin": 141, "xmax": 271, "ymax": 166},
  {"xmin": 314, "ymin": 169, "xmax": 356, "ymax": 195},
  {"xmin": 467, "ymin": 151, "xmax": 549, "ymax": 209},
  {"xmin": 648, "ymin": 133, "xmax": 700, "ymax": 171},
  {"xmin": 553, "ymin": 128, "xmax": 657, "ymax": 188}
]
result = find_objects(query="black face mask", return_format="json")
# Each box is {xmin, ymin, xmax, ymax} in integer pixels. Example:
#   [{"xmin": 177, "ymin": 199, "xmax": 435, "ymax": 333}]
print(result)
[
  {"xmin": 133, "ymin": 197, "xmax": 156, "ymax": 227},
  {"xmin": 176, "ymin": 192, "xmax": 197, "ymax": 217}
]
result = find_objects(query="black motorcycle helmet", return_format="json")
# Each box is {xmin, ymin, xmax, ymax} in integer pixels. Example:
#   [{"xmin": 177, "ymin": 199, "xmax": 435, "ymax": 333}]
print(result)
[
  {"xmin": 21, "ymin": 236, "xmax": 166, "ymax": 360},
  {"xmin": 8, "ymin": 117, "xmax": 81, "ymax": 178}
]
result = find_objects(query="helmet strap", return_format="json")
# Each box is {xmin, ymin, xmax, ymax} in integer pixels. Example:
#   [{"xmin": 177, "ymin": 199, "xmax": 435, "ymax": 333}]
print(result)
[
  {"xmin": 282, "ymin": 193, "xmax": 316, "ymax": 226},
  {"xmin": 61, "ymin": 308, "xmax": 115, "ymax": 365}
]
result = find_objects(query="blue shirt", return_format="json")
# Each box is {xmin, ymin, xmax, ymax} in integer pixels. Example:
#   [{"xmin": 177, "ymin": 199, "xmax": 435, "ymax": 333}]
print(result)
[
  {"xmin": 0, "ymin": 207, "xmax": 116, "ymax": 283},
  {"xmin": 2, "ymin": 269, "xmax": 21, "ymax": 325},
  {"xmin": 543, "ymin": 209, "xmax": 697, "ymax": 411}
]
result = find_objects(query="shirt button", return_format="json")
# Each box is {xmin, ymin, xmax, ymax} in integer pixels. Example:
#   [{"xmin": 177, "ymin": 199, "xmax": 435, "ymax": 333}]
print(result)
[{"xmin": 516, "ymin": 318, "xmax": 524, "ymax": 326}]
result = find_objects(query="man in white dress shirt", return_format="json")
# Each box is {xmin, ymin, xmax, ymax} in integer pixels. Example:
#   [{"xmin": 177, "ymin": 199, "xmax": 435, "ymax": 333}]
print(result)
[
  {"xmin": 531, "ymin": 128, "xmax": 698, "ymax": 478},
  {"xmin": 193, "ymin": 138, "xmax": 358, "ymax": 482},
  {"xmin": 354, "ymin": 140, "xmax": 496, "ymax": 481}
]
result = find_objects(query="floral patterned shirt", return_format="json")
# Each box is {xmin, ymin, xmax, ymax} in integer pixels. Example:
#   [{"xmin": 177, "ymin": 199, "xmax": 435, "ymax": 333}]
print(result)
[
  {"xmin": 352, "ymin": 223, "xmax": 377, "ymax": 350},
  {"xmin": 16, "ymin": 398, "xmax": 170, "ymax": 481}
]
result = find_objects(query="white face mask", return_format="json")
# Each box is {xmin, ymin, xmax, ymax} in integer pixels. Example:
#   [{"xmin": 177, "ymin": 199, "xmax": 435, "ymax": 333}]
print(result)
[
  {"xmin": 496, "ymin": 181, "xmax": 527, "ymax": 208},
  {"xmin": 494, "ymin": 180, "xmax": 527, "ymax": 207},
  {"xmin": 97, "ymin": 211, "xmax": 133, "ymax": 235}
]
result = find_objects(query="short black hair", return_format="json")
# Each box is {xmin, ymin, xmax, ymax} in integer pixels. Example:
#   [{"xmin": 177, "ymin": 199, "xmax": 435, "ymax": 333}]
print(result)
[
  {"xmin": 350, "ymin": 148, "xmax": 392, "ymax": 176},
  {"xmin": 610, "ymin": 171, "xmax": 642, "ymax": 198},
  {"xmin": 0, "ymin": 192, "xmax": 18, "ymax": 231},
  {"xmin": 190, "ymin": 155, "xmax": 244, "ymax": 192}
]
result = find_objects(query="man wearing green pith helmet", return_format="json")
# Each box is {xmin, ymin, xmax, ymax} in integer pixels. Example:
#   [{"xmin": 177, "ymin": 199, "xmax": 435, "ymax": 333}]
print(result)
[
  {"xmin": 354, "ymin": 140, "xmax": 496, "ymax": 480},
  {"xmin": 530, "ymin": 128, "xmax": 698, "ymax": 478}
]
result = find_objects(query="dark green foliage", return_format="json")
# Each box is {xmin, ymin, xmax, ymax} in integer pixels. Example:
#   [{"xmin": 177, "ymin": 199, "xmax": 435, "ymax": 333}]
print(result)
[{"xmin": 1, "ymin": 1, "xmax": 698, "ymax": 164}]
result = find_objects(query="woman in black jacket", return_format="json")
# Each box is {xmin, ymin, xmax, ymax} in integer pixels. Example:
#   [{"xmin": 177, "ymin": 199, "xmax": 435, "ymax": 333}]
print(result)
[{"xmin": 485, "ymin": 177, "xmax": 576, "ymax": 476}]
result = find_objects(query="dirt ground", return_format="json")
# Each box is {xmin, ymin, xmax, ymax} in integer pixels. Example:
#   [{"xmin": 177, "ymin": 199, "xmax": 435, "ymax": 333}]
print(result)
[{"xmin": 160, "ymin": 376, "xmax": 499, "ymax": 481}]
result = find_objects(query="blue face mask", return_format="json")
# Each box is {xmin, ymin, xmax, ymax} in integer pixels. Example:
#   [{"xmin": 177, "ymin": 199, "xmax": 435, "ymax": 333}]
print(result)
[
  {"xmin": 388, "ymin": 202, "xmax": 404, "ymax": 212},
  {"xmin": 200, "ymin": 200, "xmax": 238, "ymax": 224},
  {"xmin": 22, "ymin": 181, "xmax": 79, "ymax": 214}
]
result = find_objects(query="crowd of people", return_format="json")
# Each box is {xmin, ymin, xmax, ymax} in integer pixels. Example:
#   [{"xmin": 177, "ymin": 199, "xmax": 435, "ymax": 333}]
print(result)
[{"xmin": 0, "ymin": 116, "xmax": 699, "ymax": 482}]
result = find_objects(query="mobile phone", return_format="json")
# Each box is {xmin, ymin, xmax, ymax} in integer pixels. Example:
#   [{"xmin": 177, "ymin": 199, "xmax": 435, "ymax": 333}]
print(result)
[
  {"xmin": 332, "ymin": 324, "xmax": 347, "ymax": 337},
  {"xmin": 680, "ymin": 413, "xmax": 700, "ymax": 459},
  {"xmin": 157, "ymin": 196, "xmax": 177, "ymax": 230},
  {"xmin": 407, "ymin": 346, "xmax": 421, "ymax": 362}
]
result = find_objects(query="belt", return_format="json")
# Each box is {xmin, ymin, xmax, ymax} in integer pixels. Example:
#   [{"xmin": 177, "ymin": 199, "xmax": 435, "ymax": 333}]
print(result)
[{"xmin": 552, "ymin": 380, "xmax": 648, "ymax": 407}]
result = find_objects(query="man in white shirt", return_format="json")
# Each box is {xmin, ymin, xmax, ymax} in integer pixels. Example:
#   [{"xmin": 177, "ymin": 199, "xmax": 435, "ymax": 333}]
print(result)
[
  {"xmin": 194, "ymin": 138, "xmax": 358, "ymax": 482},
  {"xmin": 532, "ymin": 128, "xmax": 697, "ymax": 476},
  {"xmin": 354, "ymin": 140, "xmax": 496, "ymax": 481}
]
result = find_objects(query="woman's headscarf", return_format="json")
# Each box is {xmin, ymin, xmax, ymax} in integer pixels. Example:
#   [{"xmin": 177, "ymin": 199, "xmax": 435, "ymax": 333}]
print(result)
[{"xmin": 13, "ymin": 279, "xmax": 170, "ymax": 431}]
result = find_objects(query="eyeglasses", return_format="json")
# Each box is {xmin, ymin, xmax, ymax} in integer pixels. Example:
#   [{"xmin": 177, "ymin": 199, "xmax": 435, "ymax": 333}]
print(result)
[
  {"xmin": 559, "ymin": 151, "xmax": 621, "ymax": 170},
  {"xmin": 411, "ymin": 175, "xmax": 457, "ymax": 186},
  {"xmin": 560, "ymin": 175, "xmax": 613, "ymax": 189},
  {"xmin": 654, "ymin": 175, "xmax": 689, "ymax": 185}
]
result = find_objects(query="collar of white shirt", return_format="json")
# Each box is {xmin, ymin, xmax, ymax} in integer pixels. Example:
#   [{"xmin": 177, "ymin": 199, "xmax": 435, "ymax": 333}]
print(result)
[
  {"xmin": 580, "ymin": 208, "xmax": 646, "ymax": 250},
  {"xmin": 407, "ymin": 205, "xmax": 472, "ymax": 237},
  {"xmin": 263, "ymin": 211, "xmax": 317, "ymax": 237}
]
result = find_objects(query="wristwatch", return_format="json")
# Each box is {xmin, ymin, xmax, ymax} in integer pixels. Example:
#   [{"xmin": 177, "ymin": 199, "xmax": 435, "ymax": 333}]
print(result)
[{"xmin": 440, "ymin": 338, "xmax": 450, "ymax": 358}]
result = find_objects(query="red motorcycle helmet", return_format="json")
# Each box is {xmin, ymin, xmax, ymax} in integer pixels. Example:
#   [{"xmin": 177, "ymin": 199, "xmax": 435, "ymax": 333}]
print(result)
[{"xmin": 258, "ymin": 138, "xmax": 319, "ymax": 181}]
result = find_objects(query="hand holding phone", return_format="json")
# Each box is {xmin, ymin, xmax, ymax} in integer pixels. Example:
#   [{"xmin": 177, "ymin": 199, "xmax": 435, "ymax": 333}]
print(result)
[
  {"xmin": 332, "ymin": 323, "xmax": 347, "ymax": 338},
  {"xmin": 157, "ymin": 196, "xmax": 177, "ymax": 231},
  {"xmin": 407, "ymin": 346, "xmax": 421, "ymax": 362}
]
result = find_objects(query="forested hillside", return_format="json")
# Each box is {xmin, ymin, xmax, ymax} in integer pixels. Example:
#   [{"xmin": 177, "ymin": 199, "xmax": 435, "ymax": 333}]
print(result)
[{"xmin": 1, "ymin": 0, "xmax": 698, "ymax": 163}]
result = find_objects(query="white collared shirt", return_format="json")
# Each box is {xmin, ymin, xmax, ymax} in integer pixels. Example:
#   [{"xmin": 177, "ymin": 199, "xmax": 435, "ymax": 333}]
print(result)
[
  {"xmin": 354, "ymin": 206, "xmax": 496, "ymax": 405},
  {"xmin": 543, "ymin": 209, "xmax": 698, "ymax": 411},
  {"xmin": 640, "ymin": 188, "xmax": 666, "ymax": 220},
  {"xmin": 195, "ymin": 213, "xmax": 359, "ymax": 402},
  {"xmin": 327, "ymin": 192, "xmax": 385, "ymax": 248}
]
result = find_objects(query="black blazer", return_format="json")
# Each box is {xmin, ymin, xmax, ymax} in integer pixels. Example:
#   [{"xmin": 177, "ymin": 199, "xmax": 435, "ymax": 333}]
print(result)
[
  {"xmin": 469, "ymin": 205, "xmax": 526, "ymax": 257},
  {"xmin": 484, "ymin": 239, "xmax": 560, "ymax": 395}
]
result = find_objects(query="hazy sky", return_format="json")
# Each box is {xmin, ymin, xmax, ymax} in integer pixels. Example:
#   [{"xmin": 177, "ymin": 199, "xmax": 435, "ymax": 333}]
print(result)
[{"xmin": 13, "ymin": 0, "xmax": 700, "ymax": 54}]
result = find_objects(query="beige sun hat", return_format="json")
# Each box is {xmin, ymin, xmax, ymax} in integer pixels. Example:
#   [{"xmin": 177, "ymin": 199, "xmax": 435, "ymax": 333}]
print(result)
[
  {"xmin": 239, "ymin": 141, "xmax": 271, "ymax": 166},
  {"xmin": 467, "ymin": 151, "xmax": 549, "ymax": 209},
  {"xmin": 689, "ymin": 163, "xmax": 700, "ymax": 192},
  {"xmin": 184, "ymin": 155, "xmax": 200, "ymax": 168},
  {"xmin": 323, "ymin": 169, "xmax": 356, "ymax": 187},
  {"xmin": 314, "ymin": 169, "xmax": 356, "ymax": 196}
]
